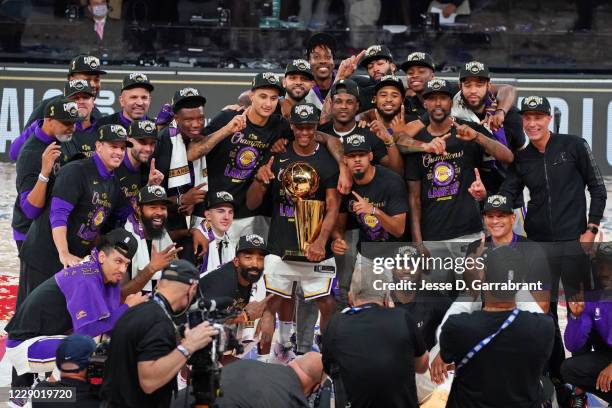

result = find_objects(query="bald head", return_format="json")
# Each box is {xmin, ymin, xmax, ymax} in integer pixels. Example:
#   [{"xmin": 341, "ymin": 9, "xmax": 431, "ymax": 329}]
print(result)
[
  {"xmin": 288, "ymin": 352, "xmax": 324, "ymax": 396},
  {"xmin": 238, "ymin": 91, "xmax": 251, "ymax": 108}
]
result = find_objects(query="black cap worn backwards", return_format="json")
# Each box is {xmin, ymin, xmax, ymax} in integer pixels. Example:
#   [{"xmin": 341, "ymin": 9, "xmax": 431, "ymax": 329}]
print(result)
[
  {"xmin": 68, "ymin": 54, "xmax": 107, "ymax": 75},
  {"xmin": 207, "ymin": 190, "xmax": 237, "ymax": 210},
  {"xmin": 330, "ymin": 79, "xmax": 360, "ymax": 99},
  {"xmin": 236, "ymin": 234, "xmax": 270, "ymax": 256},
  {"xmin": 251, "ymin": 72, "xmax": 284, "ymax": 93},
  {"xmin": 121, "ymin": 72, "xmax": 154, "ymax": 92},
  {"xmin": 44, "ymin": 98, "xmax": 83, "ymax": 122},
  {"xmin": 285, "ymin": 59, "xmax": 314, "ymax": 80},
  {"xmin": 290, "ymin": 103, "xmax": 320, "ymax": 124},
  {"xmin": 306, "ymin": 32, "xmax": 337, "ymax": 55},
  {"xmin": 128, "ymin": 120, "xmax": 158, "ymax": 140},
  {"xmin": 102, "ymin": 228, "xmax": 139, "ymax": 260},
  {"xmin": 459, "ymin": 61, "xmax": 490, "ymax": 81},
  {"xmin": 161, "ymin": 259, "xmax": 199, "ymax": 285},
  {"xmin": 360, "ymin": 45, "xmax": 393, "ymax": 68},
  {"xmin": 171, "ymin": 87, "xmax": 207, "ymax": 113},
  {"xmin": 482, "ymin": 194, "xmax": 513, "ymax": 214},
  {"xmin": 520, "ymin": 96, "xmax": 551, "ymax": 115},
  {"xmin": 343, "ymin": 133, "xmax": 372, "ymax": 155},
  {"xmin": 374, "ymin": 75, "xmax": 406, "ymax": 95},
  {"xmin": 64, "ymin": 79, "xmax": 95, "ymax": 98},
  {"xmin": 137, "ymin": 185, "xmax": 172, "ymax": 206},
  {"xmin": 97, "ymin": 124, "xmax": 133, "ymax": 147},
  {"xmin": 422, "ymin": 79, "xmax": 454, "ymax": 99},
  {"xmin": 399, "ymin": 52, "xmax": 435, "ymax": 72}
]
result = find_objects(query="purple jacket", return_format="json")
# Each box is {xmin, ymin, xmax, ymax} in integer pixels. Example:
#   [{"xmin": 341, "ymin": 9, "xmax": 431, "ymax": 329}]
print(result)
[{"xmin": 564, "ymin": 300, "xmax": 612, "ymax": 353}]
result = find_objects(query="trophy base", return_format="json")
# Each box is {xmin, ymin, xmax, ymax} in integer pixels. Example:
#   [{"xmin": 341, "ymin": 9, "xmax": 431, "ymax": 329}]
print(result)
[{"xmin": 282, "ymin": 250, "xmax": 317, "ymax": 263}]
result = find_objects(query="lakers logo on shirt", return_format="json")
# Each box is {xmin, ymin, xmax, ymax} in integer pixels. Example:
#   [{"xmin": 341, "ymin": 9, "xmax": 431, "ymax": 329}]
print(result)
[
  {"xmin": 93, "ymin": 208, "xmax": 106, "ymax": 226},
  {"xmin": 433, "ymin": 161, "xmax": 454, "ymax": 187},
  {"xmin": 236, "ymin": 147, "xmax": 258, "ymax": 170},
  {"xmin": 363, "ymin": 214, "xmax": 378, "ymax": 228}
]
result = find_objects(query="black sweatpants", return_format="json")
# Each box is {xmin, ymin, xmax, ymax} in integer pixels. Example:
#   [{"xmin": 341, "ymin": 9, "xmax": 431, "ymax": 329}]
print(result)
[{"xmin": 561, "ymin": 350, "xmax": 612, "ymax": 403}]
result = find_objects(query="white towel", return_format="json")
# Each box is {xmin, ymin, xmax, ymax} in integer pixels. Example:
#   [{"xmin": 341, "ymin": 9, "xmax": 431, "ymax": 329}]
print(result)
[
  {"xmin": 125, "ymin": 214, "xmax": 174, "ymax": 292},
  {"xmin": 167, "ymin": 122, "xmax": 208, "ymax": 189}
]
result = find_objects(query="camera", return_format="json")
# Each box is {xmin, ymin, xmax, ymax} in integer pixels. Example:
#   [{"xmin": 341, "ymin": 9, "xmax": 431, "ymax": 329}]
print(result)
[
  {"xmin": 180, "ymin": 297, "xmax": 243, "ymax": 406},
  {"xmin": 86, "ymin": 341, "xmax": 110, "ymax": 394}
]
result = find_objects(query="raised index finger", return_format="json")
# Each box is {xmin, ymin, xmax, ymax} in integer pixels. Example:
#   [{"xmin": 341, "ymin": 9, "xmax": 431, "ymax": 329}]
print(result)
[
  {"xmin": 474, "ymin": 168, "xmax": 481, "ymax": 182},
  {"xmin": 149, "ymin": 158, "xmax": 156, "ymax": 174},
  {"xmin": 351, "ymin": 190, "xmax": 364, "ymax": 201},
  {"xmin": 354, "ymin": 49, "xmax": 366, "ymax": 64}
]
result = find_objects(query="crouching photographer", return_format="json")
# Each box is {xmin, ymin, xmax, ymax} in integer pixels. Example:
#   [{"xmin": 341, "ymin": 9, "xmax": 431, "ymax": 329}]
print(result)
[
  {"xmin": 32, "ymin": 334, "xmax": 100, "ymax": 408},
  {"xmin": 100, "ymin": 260, "xmax": 219, "ymax": 408}
]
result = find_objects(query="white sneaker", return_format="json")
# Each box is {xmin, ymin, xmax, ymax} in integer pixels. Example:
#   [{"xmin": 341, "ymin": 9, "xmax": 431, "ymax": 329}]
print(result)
[{"xmin": 271, "ymin": 341, "xmax": 296, "ymax": 365}]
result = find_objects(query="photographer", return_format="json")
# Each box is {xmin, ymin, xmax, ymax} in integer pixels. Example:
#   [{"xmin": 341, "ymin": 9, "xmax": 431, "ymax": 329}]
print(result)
[
  {"xmin": 33, "ymin": 335, "xmax": 100, "ymax": 408},
  {"xmin": 101, "ymin": 260, "xmax": 218, "ymax": 408}
]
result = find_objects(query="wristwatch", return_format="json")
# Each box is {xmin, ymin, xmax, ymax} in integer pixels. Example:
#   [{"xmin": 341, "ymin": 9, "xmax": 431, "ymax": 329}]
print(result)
[
  {"xmin": 177, "ymin": 344, "xmax": 191, "ymax": 359},
  {"xmin": 586, "ymin": 225, "xmax": 599, "ymax": 234}
]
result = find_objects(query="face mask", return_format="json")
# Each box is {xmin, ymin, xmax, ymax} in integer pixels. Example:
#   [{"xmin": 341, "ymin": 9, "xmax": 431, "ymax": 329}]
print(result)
[{"xmin": 92, "ymin": 4, "xmax": 108, "ymax": 17}]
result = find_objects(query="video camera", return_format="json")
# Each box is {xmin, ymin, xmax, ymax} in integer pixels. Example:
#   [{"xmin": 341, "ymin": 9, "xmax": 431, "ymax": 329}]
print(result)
[
  {"xmin": 179, "ymin": 297, "xmax": 244, "ymax": 407},
  {"xmin": 86, "ymin": 341, "xmax": 110, "ymax": 395}
]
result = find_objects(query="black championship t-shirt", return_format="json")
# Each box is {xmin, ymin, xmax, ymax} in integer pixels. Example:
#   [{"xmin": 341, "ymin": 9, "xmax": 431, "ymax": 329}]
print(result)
[
  {"xmin": 199, "ymin": 262, "xmax": 252, "ymax": 310},
  {"xmin": 404, "ymin": 120, "xmax": 486, "ymax": 240},
  {"xmin": 20, "ymin": 157, "xmax": 124, "ymax": 275},
  {"xmin": 216, "ymin": 360, "xmax": 310, "ymax": 408},
  {"xmin": 322, "ymin": 304, "xmax": 426, "ymax": 408},
  {"xmin": 341, "ymin": 165, "xmax": 408, "ymax": 250},
  {"xmin": 267, "ymin": 143, "xmax": 339, "ymax": 258},
  {"xmin": 204, "ymin": 111, "xmax": 292, "ymax": 219},
  {"xmin": 441, "ymin": 310, "xmax": 555, "ymax": 408},
  {"xmin": 318, "ymin": 122, "xmax": 388, "ymax": 165},
  {"xmin": 5, "ymin": 276, "xmax": 71, "ymax": 340},
  {"xmin": 101, "ymin": 299, "xmax": 177, "ymax": 408},
  {"xmin": 12, "ymin": 132, "xmax": 61, "ymax": 237},
  {"xmin": 396, "ymin": 290, "xmax": 452, "ymax": 350},
  {"xmin": 61, "ymin": 121, "xmax": 99, "ymax": 163}
]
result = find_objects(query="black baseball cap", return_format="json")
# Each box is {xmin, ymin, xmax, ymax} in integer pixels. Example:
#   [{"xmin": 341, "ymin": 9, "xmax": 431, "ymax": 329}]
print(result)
[
  {"xmin": 482, "ymin": 194, "xmax": 513, "ymax": 214},
  {"xmin": 44, "ymin": 98, "xmax": 83, "ymax": 122},
  {"xmin": 481, "ymin": 245, "xmax": 526, "ymax": 288},
  {"xmin": 64, "ymin": 79, "xmax": 95, "ymax": 98},
  {"xmin": 330, "ymin": 79, "xmax": 360, "ymax": 99},
  {"xmin": 290, "ymin": 103, "xmax": 320, "ymax": 124},
  {"xmin": 285, "ymin": 59, "xmax": 314, "ymax": 80},
  {"xmin": 422, "ymin": 79, "xmax": 454, "ymax": 98},
  {"xmin": 343, "ymin": 133, "xmax": 372, "ymax": 155},
  {"xmin": 520, "ymin": 96, "xmax": 551, "ymax": 115},
  {"xmin": 68, "ymin": 54, "xmax": 107, "ymax": 75},
  {"xmin": 251, "ymin": 72, "xmax": 284, "ymax": 93},
  {"xmin": 137, "ymin": 185, "xmax": 172, "ymax": 205},
  {"xmin": 400, "ymin": 52, "xmax": 435, "ymax": 72},
  {"xmin": 97, "ymin": 124, "xmax": 134, "ymax": 147},
  {"xmin": 102, "ymin": 228, "xmax": 139, "ymax": 259},
  {"xmin": 306, "ymin": 32, "xmax": 337, "ymax": 55},
  {"xmin": 374, "ymin": 75, "xmax": 406, "ymax": 95},
  {"xmin": 161, "ymin": 259, "xmax": 199, "ymax": 285},
  {"xmin": 236, "ymin": 234, "xmax": 270, "ymax": 256},
  {"xmin": 459, "ymin": 61, "xmax": 490, "ymax": 81},
  {"xmin": 128, "ymin": 120, "xmax": 158, "ymax": 140},
  {"xmin": 55, "ymin": 334, "xmax": 96, "ymax": 372},
  {"xmin": 360, "ymin": 45, "xmax": 393, "ymax": 68},
  {"xmin": 207, "ymin": 190, "xmax": 237, "ymax": 210},
  {"xmin": 171, "ymin": 87, "xmax": 207, "ymax": 113},
  {"xmin": 121, "ymin": 72, "xmax": 154, "ymax": 92}
]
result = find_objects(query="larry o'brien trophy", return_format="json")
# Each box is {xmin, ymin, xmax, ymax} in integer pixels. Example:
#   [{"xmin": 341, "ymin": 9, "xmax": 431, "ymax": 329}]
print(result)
[{"xmin": 281, "ymin": 162, "xmax": 325, "ymax": 262}]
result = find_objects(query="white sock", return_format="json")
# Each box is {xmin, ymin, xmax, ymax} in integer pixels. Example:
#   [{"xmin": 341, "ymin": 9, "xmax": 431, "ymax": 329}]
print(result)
[
  {"xmin": 279, "ymin": 321, "xmax": 293, "ymax": 344},
  {"xmin": 257, "ymin": 353, "xmax": 270, "ymax": 363}
]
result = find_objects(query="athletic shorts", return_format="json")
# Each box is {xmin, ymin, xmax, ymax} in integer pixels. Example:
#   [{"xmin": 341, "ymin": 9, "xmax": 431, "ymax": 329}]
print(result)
[
  {"xmin": 5, "ymin": 336, "xmax": 66, "ymax": 376},
  {"xmin": 264, "ymin": 255, "xmax": 336, "ymax": 301}
]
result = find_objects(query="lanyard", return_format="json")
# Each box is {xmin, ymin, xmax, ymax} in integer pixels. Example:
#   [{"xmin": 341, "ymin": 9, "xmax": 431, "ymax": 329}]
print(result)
[
  {"xmin": 152, "ymin": 294, "xmax": 180, "ymax": 337},
  {"xmin": 342, "ymin": 305, "xmax": 373, "ymax": 315}
]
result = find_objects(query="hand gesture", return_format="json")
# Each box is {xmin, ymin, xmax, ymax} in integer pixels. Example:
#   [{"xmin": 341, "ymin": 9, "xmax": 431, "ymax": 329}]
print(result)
[
  {"xmin": 351, "ymin": 191, "xmax": 374, "ymax": 216},
  {"xmin": 454, "ymin": 122, "xmax": 478, "ymax": 142},
  {"xmin": 255, "ymin": 156, "xmax": 275, "ymax": 184},
  {"xmin": 147, "ymin": 158, "xmax": 164, "ymax": 186},
  {"xmin": 483, "ymin": 110, "xmax": 505, "ymax": 132},
  {"xmin": 357, "ymin": 119, "xmax": 368, "ymax": 129},
  {"xmin": 178, "ymin": 204, "xmax": 194, "ymax": 216},
  {"xmin": 423, "ymin": 133, "xmax": 450, "ymax": 155},
  {"xmin": 223, "ymin": 107, "xmax": 249, "ymax": 135},
  {"xmin": 370, "ymin": 112, "xmax": 393, "ymax": 144},
  {"xmin": 191, "ymin": 228, "xmax": 209, "ymax": 258},
  {"xmin": 41, "ymin": 142, "xmax": 61, "ymax": 177},
  {"xmin": 149, "ymin": 243, "xmax": 181, "ymax": 272},
  {"xmin": 332, "ymin": 238, "xmax": 348, "ymax": 255},
  {"xmin": 270, "ymin": 138, "xmax": 289, "ymax": 154},
  {"xmin": 125, "ymin": 292, "xmax": 149, "ymax": 307},
  {"xmin": 473, "ymin": 232, "xmax": 487, "ymax": 258},
  {"xmin": 430, "ymin": 352, "xmax": 454, "ymax": 384},
  {"xmin": 568, "ymin": 285, "xmax": 585, "ymax": 318},
  {"xmin": 244, "ymin": 294, "xmax": 274, "ymax": 321},
  {"xmin": 597, "ymin": 363, "xmax": 612, "ymax": 393},
  {"xmin": 305, "ymin": 239, "xmax": 325, "ymax": 262},
  {"xmin": 181, "ymin": 182, "xmax": 207, "ymax": 206},
  {"xmin": 467, "ymin": 169, "xmax": 487, "ymax": 201},
  {"xmin": 390, "ymin": 104, "xmax": 406, "ymax": 135},
  {"xmin": 182, "ymin": 321, "xmax": 219, "ymax": 354},
  {"xmin": 59, "ymin": 252, "xmax": 83, "ymax": 269},
  {"xmin": 336, "ymin": 50, "xmax": 366, "ymax": 80},
  {"xmin": 222, "ymin": 104, "xmax": 245, "ymax": 112}
]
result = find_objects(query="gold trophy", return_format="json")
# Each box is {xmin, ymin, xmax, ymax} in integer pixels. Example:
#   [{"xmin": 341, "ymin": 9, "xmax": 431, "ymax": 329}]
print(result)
[{"xmin": 281, "ymin": 162, "xmax": 325, "ymax": 262}]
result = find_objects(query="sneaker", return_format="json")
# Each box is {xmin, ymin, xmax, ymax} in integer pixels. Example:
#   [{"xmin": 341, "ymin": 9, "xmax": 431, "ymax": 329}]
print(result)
[
  {"xmin": 570, "ymin": 393, "xmax": 588, "ymax": 408},
  {"xmin": 272, "ymin": 341, "xmax": 296, "ymax": 364},
  {"xmin": 7, "ymin": 398, "xmax": 27, "ymax": 408}
]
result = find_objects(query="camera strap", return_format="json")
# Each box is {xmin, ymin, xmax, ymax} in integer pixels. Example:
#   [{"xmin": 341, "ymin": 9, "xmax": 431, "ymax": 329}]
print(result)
[{"xmin": 152, "ymin": 293, "xmax": 180, "ymax": 337}]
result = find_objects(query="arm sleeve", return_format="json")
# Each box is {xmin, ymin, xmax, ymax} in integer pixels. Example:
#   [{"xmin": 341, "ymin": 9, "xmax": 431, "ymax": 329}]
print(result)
[
  {"xmin": 136, "ymin": 321, "xmax": 177, "ymax": 362},
  {"xmin": 404, "ymin": 153, "xmax": 422, "ymax": 181},
  {"xmin": 576, "ymin": 139, "xmax": 607, "ymax": 225},
  {"xmin": 9, "ymin": 122, "xmax": 37, "ymax": 161},
  {"xmin": 19, "ymin": 191, "xmax": 44, "ymax": 219},
  {"xmin": 406, "ymin": 311, "xmax": 427, "ymax": 356},
  {"xmin": 439, "ymin": 316, "xmax": 460, "ymax": 364},
  {"xmin": 563, "ymin": 305, "xmax": 594, "ymax": 353},
  {"xmin": 203, "ymin": 110, "xmax": 234, "ymax": 136},
  {"xmin": 321, "ymin": 315, "xmax": 338, "ymax": 374},
  {"xmin": 16, "ymin": 147, "xmax": 46, "ymax": 219},
  {"xmin": 74, "ymin": 304, "xmax": 129, "ymax": 337},
  {"xmin": 50, "ymin": 197, "xmax": 75, "ymax": 228},
  {"xmin": 385, "ymin": 175, "xmax": 409, "ymax": 215},
  {"xmin": 51, "ymin": 164, "xmax": 83, "ymax": 206},
  {"xmin": 498, "ymin": 163, "xmax": 525, "ymax": 207},
  {"xmin": 371, "ymin": 136, "xmax": 388, "ymax": 164}
]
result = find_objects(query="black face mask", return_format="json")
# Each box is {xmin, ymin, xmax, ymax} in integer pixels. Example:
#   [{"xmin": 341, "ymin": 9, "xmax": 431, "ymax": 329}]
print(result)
[{"xmin": 239, "ymin": 266, "xmax": 264, "ymax": 284}]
